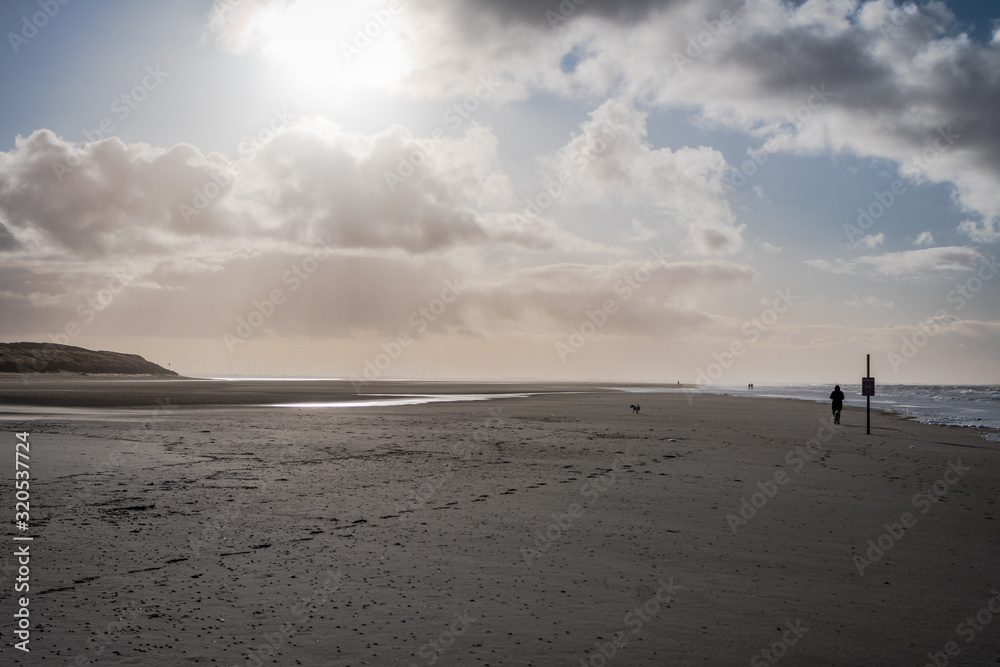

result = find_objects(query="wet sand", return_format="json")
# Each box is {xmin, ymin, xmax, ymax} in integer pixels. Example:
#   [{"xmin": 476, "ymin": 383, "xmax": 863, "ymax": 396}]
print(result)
[{"xmin": 1, "ymin": 380, "xmax": 999, "ymax": 665}]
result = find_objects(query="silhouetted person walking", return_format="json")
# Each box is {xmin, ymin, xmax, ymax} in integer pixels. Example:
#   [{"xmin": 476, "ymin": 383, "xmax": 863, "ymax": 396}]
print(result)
[{"xmin": 830, "ymin": 384, "xmax": 845, "ymax": 425}]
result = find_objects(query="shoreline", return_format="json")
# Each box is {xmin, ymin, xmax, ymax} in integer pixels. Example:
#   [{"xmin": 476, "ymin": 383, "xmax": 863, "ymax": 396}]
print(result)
[
  {"xmin": 0, "ymin": 377, "xmax": 693, "ymax": 408},
  {"xmin": 1, "ymin": 376, "xmax": 996, "ymax": 441}
]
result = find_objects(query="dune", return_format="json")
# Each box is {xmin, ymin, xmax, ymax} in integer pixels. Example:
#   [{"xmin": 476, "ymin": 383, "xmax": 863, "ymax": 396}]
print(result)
[{"xmin": 0, "ymin": 342, "xmax": 178, "ymax": 376}]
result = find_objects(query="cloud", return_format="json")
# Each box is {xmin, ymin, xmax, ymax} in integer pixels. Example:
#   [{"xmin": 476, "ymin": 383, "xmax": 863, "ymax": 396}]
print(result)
[
  {"xmin": 479, "ymin": 212, "xmax": 622, "ymax": 254},
  {"xmin": 0, "ymin": 118, "xmax": 531, "ymax": 262},
  {"xmin": 854, "ymin": 232, "xmax": 885, "ymax": 249},
  {"xmin": 0, "ymin": 240, "xmax": 757, "ymax": 345},
  {"xmin": 249, "ymin": 0, "xmax": 1000, "ymax": 228},
  {"xmin": 623, "ymin": 218, "xmax": 658, "ymax": 243},
  {"xmin": 0, "ymin": 119, "xmax": 752, "ymax": 345},
  {"xmin": 461, "ymin": 255, "xmax": 757, "ymax": 337},
  {"xmin": 210, "ymin": 0, "xmax": 1000, "ymax": 237},
  {"xmin": 432, "ymin": 0, "xmax": 688, "ymax": 28},
  {"xmin": 755, "ymin": 240, "xmax": 783, "ymax": 254},
  {"xmin": 958, "ymin": 218, "xmax": 1000, "ymax": 243},
  {"xmin": 913, "ymin": 230, "xmax": 935, "ymax": 247},
  {"xmin": 0, "ymin": 130, "xmax": 233, "ymax": 258},
  {"xmin": 233, "ymin": 119, "xmax": 498, "ymax": 253},
  {"xmin": 845, "ymin": 295, "xmax": 895, "ymax": 309},
  {"xmin": 806, "ymin": 246, "xmax": 984, "ymax": 280},
  {"xmin": 550, "ymin": 99, "xmax": 742, "ymax": 254}
]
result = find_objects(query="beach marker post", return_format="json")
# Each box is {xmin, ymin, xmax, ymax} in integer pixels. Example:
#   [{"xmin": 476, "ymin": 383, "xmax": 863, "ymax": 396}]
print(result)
[{"xmin": 862, "ymin": 354, "xmax": 875, "ymax": 435}]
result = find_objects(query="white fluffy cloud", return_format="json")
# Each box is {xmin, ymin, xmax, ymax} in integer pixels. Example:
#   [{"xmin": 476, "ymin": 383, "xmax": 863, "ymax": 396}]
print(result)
[
  {"xmin": 550, "ymin": 99, "xmax": 742, "ymax": 254},
  {"xmin": 0, "ymin": 120, "xmax": 528, "ymax": 260},
  {"xmin": 854, "ymin": 232, "xmax": 885, "ymax": 249}
]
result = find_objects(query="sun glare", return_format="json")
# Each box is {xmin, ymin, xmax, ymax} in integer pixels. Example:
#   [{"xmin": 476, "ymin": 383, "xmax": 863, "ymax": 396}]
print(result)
[{"xmin": 249, "ymin": 0, "xmax": 409, "ymax": 94}]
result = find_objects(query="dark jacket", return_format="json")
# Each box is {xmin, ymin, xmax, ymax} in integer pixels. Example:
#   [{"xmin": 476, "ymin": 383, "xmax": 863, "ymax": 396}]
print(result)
[{"xmin": 830, "ymin": 388, "xmax": 845, "ymax": 411}]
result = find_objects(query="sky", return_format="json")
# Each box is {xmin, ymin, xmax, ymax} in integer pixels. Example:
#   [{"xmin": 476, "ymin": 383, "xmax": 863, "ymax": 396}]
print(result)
[{"xmin": 0, "ymin": 0, "xmax": 998, "ymax": 384}]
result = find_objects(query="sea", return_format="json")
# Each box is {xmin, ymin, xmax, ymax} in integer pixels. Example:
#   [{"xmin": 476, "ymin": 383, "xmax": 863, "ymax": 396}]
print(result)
[{"xmin": 659, "ymin": 383, "xmax": 1000, "ymax": 441}]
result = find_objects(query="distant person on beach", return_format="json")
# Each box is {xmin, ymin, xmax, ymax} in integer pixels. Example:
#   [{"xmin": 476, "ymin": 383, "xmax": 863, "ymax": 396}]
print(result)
[{"xmin": 830, "ymin": 384, "xmax": 845, "ymax": 425}]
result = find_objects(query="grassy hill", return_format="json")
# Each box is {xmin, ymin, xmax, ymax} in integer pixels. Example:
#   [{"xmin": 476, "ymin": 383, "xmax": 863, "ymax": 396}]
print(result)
[{"xmin": 0, "ymin": 342, "xmax": 178, "ymax": 376}]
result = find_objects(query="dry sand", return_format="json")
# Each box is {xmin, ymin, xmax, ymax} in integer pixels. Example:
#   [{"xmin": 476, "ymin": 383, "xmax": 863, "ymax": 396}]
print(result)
[{"xmin": 1, "ymin": 380, "xmax": 999, "ymax": 666}]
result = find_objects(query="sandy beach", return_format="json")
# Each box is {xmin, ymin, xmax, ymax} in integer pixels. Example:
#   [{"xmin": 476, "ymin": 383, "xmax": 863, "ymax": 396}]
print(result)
[{"xmin": 2, "ymin": 380, "xmax": 999, "ymax": 666}]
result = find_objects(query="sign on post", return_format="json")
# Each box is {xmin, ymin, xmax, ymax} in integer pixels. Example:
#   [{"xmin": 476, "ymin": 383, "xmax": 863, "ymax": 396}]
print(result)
[{"xmin": 864, "ymin": 354, "xmax": 873, "ymax": 435}]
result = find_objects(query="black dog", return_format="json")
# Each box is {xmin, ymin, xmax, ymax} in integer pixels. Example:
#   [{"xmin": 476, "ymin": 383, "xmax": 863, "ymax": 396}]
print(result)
[{"xmin": 630, "ymin": 404, "xmax": 640, "ymax": 414}]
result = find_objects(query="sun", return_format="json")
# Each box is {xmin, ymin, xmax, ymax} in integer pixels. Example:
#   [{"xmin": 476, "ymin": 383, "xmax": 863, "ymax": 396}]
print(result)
[{"xmin": 247, "ymin": 0, "xmax": 410, "ymax": 94}]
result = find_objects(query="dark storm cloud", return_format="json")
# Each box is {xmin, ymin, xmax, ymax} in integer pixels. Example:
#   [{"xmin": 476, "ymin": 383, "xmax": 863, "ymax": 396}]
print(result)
[
  {"xmin": 727, "ymin": 29, "xmax": 895, "ymax": 109},
  {"xmin": 438, "ymin": 0, "xmax": 692, "ymax": 26}
]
